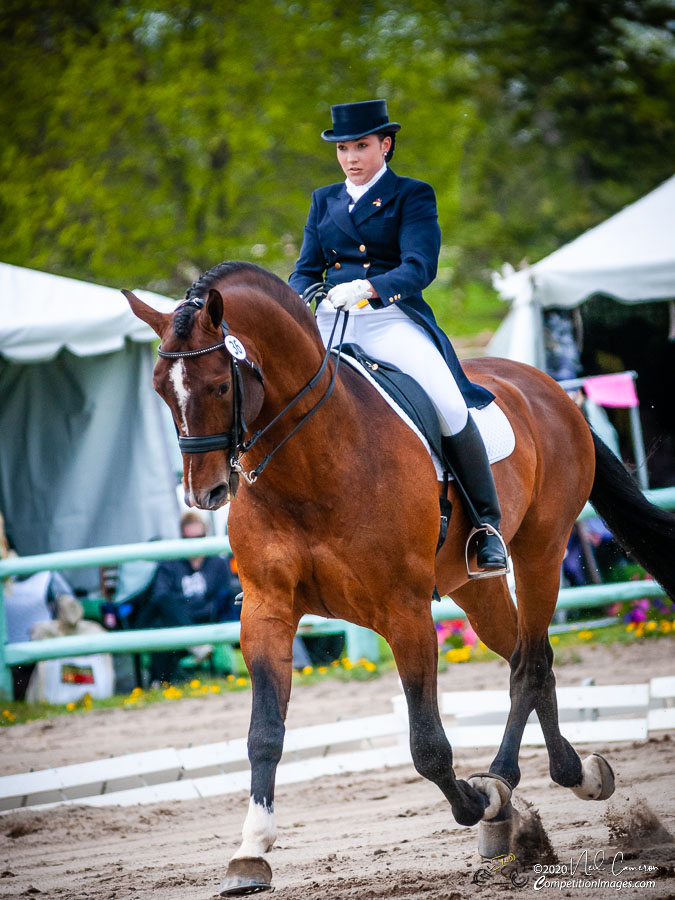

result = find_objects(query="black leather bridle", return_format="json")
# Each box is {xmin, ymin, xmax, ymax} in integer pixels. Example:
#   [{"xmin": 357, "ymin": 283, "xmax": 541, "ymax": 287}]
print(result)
[
  {"xmin": 157, "ymin": 298, "xmax": 264, "ymax": 460},
  {"xmin": 157, "ymin": 292, "xmax": 348, "ymax": 485}
]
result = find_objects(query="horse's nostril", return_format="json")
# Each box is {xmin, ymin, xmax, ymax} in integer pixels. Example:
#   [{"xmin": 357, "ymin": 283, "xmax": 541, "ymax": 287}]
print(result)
[{"xmin": 207, "ymin": 483, "xmax": 229, "ymax": 508}]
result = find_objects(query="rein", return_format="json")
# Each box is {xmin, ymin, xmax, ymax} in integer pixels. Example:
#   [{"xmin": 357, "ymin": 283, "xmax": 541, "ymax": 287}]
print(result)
[{"xmin": 158, "ymin": 293, "xmax": 349, "ymax": 485}]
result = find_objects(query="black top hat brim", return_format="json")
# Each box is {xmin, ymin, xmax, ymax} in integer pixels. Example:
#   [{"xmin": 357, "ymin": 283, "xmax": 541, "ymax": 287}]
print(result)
[{"xmin": 321, "ymin": 122, "xmax": 401, "ymax": 142}]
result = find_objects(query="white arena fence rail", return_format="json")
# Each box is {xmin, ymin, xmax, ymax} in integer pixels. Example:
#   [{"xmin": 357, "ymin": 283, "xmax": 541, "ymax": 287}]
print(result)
[
  {"xmin": 1, "ymin": 677, "xmax": 673, "ymax": 812},
  {"xmin": 1, "ymin": 486, "xmax": 674, "ymax": 699}
]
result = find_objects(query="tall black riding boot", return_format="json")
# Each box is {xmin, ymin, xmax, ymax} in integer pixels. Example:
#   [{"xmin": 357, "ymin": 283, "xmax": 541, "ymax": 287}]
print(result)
[{"xmin": 441, "ymin": 417, "xmax": 507, "ymax": 572}]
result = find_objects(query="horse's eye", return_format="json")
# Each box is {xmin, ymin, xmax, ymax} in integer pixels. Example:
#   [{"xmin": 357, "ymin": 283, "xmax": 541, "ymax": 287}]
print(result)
[{"xmin": 216, "ymin": 382, "xmax": 231, "ymax": 397}]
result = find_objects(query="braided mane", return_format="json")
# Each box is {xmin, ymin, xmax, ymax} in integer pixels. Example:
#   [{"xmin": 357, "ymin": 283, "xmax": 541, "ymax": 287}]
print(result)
[{"xmin": 185, "ymin": 261, "xmax": 314, "ymax": 328}]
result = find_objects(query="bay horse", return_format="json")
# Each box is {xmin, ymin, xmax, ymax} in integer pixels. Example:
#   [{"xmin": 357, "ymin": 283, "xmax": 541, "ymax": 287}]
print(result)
[{"xmin": 124, "ymin": 261, "xmax": 675, "ymax": 895}]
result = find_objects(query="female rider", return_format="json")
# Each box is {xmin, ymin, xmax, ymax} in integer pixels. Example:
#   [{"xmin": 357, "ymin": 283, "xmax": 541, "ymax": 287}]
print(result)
[{"xmin": 289, "ymin": 99, "xmax": 506, "ymax": 574}]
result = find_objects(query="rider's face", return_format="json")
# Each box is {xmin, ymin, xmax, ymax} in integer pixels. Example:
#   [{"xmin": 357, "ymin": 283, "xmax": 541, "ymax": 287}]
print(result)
[{"xmin": 336, "ymin": 134, "xmax": 391, "ymax": 186}]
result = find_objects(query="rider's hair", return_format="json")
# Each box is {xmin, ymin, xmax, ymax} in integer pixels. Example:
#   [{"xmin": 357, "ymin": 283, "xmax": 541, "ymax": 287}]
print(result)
[{"xmin": 377, "ymin": 132, "xmax": 396, "ymax": 163}]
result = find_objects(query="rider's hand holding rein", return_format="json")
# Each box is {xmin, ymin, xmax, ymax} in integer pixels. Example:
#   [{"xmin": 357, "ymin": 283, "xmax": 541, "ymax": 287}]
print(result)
[{"xmin": 327, "ymin": 279, "xmax": 373, "ymax": 311}]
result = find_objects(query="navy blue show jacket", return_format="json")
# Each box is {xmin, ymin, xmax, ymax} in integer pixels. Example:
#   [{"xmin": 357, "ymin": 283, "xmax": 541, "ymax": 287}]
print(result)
[{"xmin": 289, "ymin": 167, "xmax": 493, "ymax": 409}]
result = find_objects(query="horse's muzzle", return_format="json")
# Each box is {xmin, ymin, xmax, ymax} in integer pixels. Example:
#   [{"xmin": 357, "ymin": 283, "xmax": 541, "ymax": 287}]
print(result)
[{"xmin": 193, "ymin": 481, "xmax": 231, "ymax": 510}]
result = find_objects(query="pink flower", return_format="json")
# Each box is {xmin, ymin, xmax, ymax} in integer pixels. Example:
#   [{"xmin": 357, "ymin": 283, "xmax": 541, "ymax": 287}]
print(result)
[{"xmin": 462, "ymin": 624, "xmax": 478, "ymax": 647}]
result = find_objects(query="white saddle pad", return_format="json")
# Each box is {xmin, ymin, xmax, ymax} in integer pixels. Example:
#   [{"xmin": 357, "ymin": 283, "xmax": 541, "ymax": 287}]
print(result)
[{"xmin": 339, "ymin": 353, "xmax": 515, "ymax": 480}]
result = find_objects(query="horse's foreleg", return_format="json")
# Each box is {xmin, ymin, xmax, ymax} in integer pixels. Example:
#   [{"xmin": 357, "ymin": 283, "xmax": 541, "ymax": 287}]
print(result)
[
  {"xmin": 220, "ymin": 604, "xmax": 295, "ymax": 896},
  {"xmin": 386, "ymin": 613, "xmax": 497, "ymax": 827}
]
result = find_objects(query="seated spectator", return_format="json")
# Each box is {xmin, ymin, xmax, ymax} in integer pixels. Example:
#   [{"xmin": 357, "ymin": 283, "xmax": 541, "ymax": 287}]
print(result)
[
  {"xmin": 135, "ymin": 512, "xmax": 240, "ymax": 685},
  {"xmin": 562, "ymin": 516, "xmax": 628, "ymax": 588},
  {"xmin": 4, "ymin": 569, "xmax": 77, "ymax": 700},
  {"xmin": 27, "ymin": 594, "xmax": 115, "ymax": 704}
]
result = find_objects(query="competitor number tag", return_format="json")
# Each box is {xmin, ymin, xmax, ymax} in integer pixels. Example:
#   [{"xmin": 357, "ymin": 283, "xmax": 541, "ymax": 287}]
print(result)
[{"xmin": 225, "ymin": 335, "xmax": 247, "ymax": 360}]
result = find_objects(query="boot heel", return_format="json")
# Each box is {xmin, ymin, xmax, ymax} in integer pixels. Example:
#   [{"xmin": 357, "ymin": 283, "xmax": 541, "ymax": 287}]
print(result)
[{"xmin": 465, "ymin": 526, "xmax": 509, "ymax": 579}]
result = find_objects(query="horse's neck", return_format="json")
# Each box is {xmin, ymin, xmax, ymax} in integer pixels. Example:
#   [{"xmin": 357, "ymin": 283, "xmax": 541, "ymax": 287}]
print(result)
[{"xmin": 234, "ymin": 299, "xmax": 361, "ymax": 493}]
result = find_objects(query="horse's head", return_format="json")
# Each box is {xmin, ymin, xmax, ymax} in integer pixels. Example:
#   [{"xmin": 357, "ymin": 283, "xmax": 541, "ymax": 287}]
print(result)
[{"xmin": 124, "ymin": 288, "xmax": 265, "ymax": 509}]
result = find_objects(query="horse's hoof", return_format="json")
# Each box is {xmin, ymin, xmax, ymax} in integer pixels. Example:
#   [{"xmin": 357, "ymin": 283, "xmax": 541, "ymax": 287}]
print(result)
[
  {"xmin": 477, "ymin": 800, "xmax": 514, "ymax": 859},
  {"xmin": 219, "ymin": 857, "xmax": 273, "ymax": 896},
  {"xmin": 570, "ymin": 752, "xmax": 615, "ymax": 801},
  {"xmin": 468, "ymin": 771, "xmax": 513, "ymax": 820}
]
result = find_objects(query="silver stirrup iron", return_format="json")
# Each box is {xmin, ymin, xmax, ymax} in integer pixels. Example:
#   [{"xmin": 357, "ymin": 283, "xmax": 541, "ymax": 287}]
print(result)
[{"xmin": 465, "ymin": 524, "xmax": 510, "ymax": 579}]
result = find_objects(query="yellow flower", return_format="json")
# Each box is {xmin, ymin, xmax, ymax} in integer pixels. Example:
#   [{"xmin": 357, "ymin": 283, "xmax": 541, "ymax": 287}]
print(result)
[
  {"xmin": 162, "ymin": 686, "xmax": 183, "ymax": 699},
  {"xmin": 551, "ymin": 636, "xmax": 559, "ymax": 644},
  {"xmin": 190, "ymin": 679, "xmax": 201, "ymax": 689},
  {"xmin": 318, "ymin": 666, "xmax": 328, "ymax": 674},
  {"xmin": 626, "ymin": 622, "xmax": 636, "ymax": 632},
  {"xmin": 659, "ymin": 620, "xmax": 672, "ymax": 633},
  {"xmin": 646, "ymin": 621, "xmax": 657, "ymax": 631},
  {"xmin": 301, "ymin": 666, "xmax": 313, "ymax": 675},
  {"xmin": 236, "ymin": 677, "xmax": 247, "ymax": 686},
  {"xmin": 210, "ymin": 685, "xmax": 221, "ymax": 693},
  {"xmin": 2, "ymin": 710, "xmax": 10, "ymax": 718},
  {"xmin": 342, "ymin": 658, "xmax": 353, "ymax": 670},
  {"xmin": 131, "ymin": 687, "xmax": 143, "ymax": 696},
  {"xmin": 331, "ymin": 659, "xmax": 340, "ymax": 667},
  {"xmin": 446, "ymin": 647, "xmax": 471, "ymax": 663},
  {"xmin": 363, "ymin": 660, "xmax": 377, "ymax": 672},
  {"xmin": 577, "ymin": 630, "xmax": 593, "ymax": 641},
  {"xmin": 66, "ymin": 702, "xmax": 75, "ymax": 711},
  {"xmin": 226, "ymin": 674, "xmax": 235, "ymax": 682}
]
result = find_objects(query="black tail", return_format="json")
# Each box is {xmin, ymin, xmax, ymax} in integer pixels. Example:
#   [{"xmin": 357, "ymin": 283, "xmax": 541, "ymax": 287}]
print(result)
[{"xmin": 589, "ymin": 430, "xmax": 675, "ymax": 600}]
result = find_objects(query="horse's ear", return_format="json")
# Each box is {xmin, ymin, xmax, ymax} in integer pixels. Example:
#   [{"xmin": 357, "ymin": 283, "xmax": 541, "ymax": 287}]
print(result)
[
  {"xmin": 205, "ymin": 289, "xmax": 224, "ymax": 330},
  {"xmin": 122, "ymin": 289, "xmax": 169, "ymax": 337}
]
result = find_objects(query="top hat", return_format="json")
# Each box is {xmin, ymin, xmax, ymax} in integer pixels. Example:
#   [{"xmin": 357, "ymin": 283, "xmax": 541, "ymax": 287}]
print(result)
[{"xmin": 321, "ymin": 99, "xmax": 401, "ymax": 142}]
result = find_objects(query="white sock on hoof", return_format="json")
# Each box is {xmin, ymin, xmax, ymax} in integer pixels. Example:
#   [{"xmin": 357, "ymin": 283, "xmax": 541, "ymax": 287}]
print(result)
[
  {"xmin": 570, "ymin": 753, "xmax": 615, "ymax": 801},
  {"xmin": 232, "ymin": 797, "xmax": 277, "ymax": 859},
  {"xmin": 468, "ymin": 773, "xmax": 512, "ymax": 820}
]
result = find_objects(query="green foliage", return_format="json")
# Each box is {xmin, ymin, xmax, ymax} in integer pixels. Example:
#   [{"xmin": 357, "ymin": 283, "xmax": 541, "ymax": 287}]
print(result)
[{"xmin": 1, "ymin": 0, "xmax": 673, "ymax": 334}]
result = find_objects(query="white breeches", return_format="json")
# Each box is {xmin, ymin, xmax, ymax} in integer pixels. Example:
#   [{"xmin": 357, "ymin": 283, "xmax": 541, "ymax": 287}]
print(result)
[{"xmin": 317, "ymin": 301, "xmax": 469, "ymax": 435}]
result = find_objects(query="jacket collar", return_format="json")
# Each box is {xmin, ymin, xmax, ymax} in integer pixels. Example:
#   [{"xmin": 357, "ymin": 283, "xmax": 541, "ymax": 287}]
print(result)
[
  {"xmin": 326, "ymin": 168, "xmax": 399, "ymax": 241},
  {"xmin": 351, "ymin": 167, "xmax": 398, "ymax": 227}
]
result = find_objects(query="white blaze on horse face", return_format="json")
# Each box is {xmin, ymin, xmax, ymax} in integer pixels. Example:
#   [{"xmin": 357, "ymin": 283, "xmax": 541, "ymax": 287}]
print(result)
[
  {"xmin": 231, "ymin": 797, "xmax": 277, "ymax": 859},
  {"xmin": 170, "ymin": 359, "xmax": 195, "ymax": 503},
  {"xmin": 169, "ymin": 359, "xmax": 190, "ymax": 434}
]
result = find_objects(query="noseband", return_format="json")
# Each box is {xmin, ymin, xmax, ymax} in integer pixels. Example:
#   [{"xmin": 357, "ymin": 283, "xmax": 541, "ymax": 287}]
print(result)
[{"xmin": 158, "ymin": 294, "xmax": 348, "ymax": 485}]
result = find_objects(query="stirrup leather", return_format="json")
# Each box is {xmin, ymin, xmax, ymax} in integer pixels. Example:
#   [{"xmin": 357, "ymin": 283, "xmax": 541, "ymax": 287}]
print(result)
[{"xmin": 465, "ymin": 524, "xmax": 510, "ymax": 579}]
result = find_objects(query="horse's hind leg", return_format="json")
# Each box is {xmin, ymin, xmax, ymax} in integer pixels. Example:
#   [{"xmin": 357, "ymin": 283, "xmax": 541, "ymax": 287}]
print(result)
[
  {"xmin": 487, "ymin": 553, "xmax": 576, "ymax": 789},
  {"xmin": 492, "ymin": 547, "xmax": 614, "ymax": 801},
  {"xmin": 384, "ymin": 610, "xmax": 508, "ymax": 829}
]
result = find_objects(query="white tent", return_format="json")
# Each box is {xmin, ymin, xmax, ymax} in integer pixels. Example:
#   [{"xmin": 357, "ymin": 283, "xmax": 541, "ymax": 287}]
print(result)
[
  {"xmin": 488, "ymin": 175, "xmax": 675, "ymax": 367},
  {"xmin": 0, "ymin": 263, "xmax": 180, "ymax": 588}
]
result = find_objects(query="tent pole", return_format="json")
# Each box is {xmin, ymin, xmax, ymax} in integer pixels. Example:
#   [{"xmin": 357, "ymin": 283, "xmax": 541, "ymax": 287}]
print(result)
[
  {"xmin": 0, "ymin": 579, "xmax": 12, "ymax": 699},
  {"xmin": 629, "ymin": 405, "xmax": 649, "ymax": 491}
]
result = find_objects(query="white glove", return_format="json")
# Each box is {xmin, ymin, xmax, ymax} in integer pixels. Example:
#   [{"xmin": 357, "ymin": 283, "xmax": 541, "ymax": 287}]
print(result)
[{"xmin": 326, "ymin": 279, "xmax": 373, "ymax": 311}]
